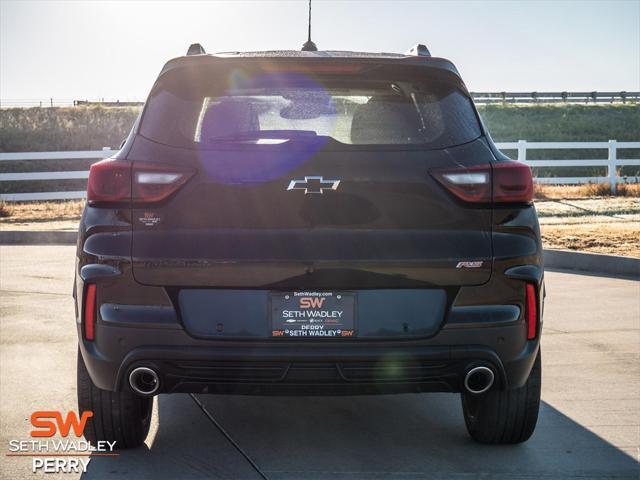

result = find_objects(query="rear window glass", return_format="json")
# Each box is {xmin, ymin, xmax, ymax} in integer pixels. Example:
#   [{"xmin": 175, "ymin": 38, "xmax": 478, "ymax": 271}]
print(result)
[{"xmin": 140, "ymin": 63, "xmax": 481, "ymax": 149}]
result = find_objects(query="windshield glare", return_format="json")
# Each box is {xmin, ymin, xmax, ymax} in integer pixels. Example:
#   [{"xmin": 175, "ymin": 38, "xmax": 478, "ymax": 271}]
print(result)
[{"xmin": 140, "ymin": 67, "xmax": 481, "ymax": 149}]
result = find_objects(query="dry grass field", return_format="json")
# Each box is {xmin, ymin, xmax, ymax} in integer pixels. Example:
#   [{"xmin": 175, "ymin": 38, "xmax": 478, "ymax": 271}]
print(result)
[
  {"xmin": 535, "ymin": 186, "xmax": 639, "ymax": 256},
  {"xmin": 536, "ymin": 198, "xmax": 639, "ymax": 257},
  {"xmin": 539, "ymin": 217, "xmax": 639, "ymax": 257},
  {"xmin": 1, "ymin": 186, "xmax": 638, "ymax": 257},
  {"xmin": 535, "ymin": 183, "xmax": 640, "ymax": 199},
  {"xmin": 0, "ymin": 199, "xmax": 83, "ymax": 222}
]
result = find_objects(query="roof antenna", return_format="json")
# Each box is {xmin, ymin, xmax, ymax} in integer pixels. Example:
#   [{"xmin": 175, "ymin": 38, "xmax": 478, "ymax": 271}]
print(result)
[{"xmin": 301, "ymin": 0, "xmax": 318, "ymax": 51}]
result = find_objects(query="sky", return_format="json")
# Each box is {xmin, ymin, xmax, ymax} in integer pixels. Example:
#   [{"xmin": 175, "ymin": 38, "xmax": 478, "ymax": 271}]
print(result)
[{"xmin": 1, "ymin": 0, "xmax": 639, "ymax": 101}]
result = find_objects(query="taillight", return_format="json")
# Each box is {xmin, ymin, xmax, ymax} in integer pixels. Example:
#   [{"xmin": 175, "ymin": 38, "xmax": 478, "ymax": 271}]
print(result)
[
  {"xmin": 431, "ymin": 161, "xmax": 533, "ymax": 204},
  {"xmin": 132, "ymin": 163, "xmax": 194, "ymax": 203},
  {"xmin": 87, "ymin": 160, "xmax": 194, "ymax": 206},
  {"xmin": 492, "ymin": 162, "xmax": 534, "ymax": 203},
  {"xmin": 87, "ymin": 160, "xmax": 131, "ymax": 204},
  {"xmin": 431, "ymin": 164, "xmax": 492, "ymax": 202},
  {"xmin": 525, "ymin": 283, "xmax": 538, "ymax": 340},
  {"xmin": 84, "ymin": 284, "xmax": 97, "ymax": 341}
]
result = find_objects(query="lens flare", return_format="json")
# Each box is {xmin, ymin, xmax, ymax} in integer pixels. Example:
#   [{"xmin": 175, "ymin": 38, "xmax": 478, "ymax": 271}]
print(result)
[{"xmin": 198, "ymin": 72, "xmax": 334, "ymax": 184}]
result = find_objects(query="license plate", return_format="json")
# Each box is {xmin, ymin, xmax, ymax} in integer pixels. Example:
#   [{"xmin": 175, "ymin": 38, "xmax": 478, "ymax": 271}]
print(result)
[{"xmin": 270, "ymin": 291, "xmax": 355, "ymax": 338}]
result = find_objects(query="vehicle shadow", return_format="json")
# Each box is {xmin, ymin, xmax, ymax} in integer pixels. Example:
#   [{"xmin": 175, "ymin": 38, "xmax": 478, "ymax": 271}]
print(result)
[
  {"xmin": 81, "ymin": 393, "xmax": 262, "ymax": 480},
  {"xmin": 82, "ymin": 392, "xmax": 638, "ymax": 480}
]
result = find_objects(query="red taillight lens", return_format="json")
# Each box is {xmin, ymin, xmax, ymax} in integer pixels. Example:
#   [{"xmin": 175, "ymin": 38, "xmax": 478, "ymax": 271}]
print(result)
[
  {"xmin": 431, "ymin": 161, "xmax": 533, "ymax": 204},
  {"xmin": 84, "ymin": 284, "xmax": 97, "ymax": 341},
  {"xmin": 493, "ymin": 162, "xmax": 534, "ymax": 203},
  {"xmin": 87, "ymin": 160, "xmax": 131, "ymax": 204},
  {"xmin": 525, "ymin": 283, "xmax": 538, "ymax": 340},
  {"xmin": 87, "ymin": 160, "xmax": 193, "ymax": 206}
]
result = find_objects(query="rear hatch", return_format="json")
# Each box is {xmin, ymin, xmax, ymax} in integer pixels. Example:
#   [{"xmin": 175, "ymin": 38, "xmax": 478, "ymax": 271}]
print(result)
[{"xmin": 129, "ymin": 59, "xmax": 493, "ymax": 289}]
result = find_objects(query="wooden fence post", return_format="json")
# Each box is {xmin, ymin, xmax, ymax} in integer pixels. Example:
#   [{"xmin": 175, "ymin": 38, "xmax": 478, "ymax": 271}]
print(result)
[{"xmin": 517, "ymin": 140, "xmax": 527, "ymax": 163}]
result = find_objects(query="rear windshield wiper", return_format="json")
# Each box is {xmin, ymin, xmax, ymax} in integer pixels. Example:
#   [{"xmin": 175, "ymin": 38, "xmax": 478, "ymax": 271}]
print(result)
[{"xmin": 207, "ymin": 130, "xmax": 317, "ymax": 144}]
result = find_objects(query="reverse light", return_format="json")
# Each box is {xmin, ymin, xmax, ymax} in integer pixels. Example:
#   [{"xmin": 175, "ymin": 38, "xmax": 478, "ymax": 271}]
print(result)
[
  {"xmin": 87, "ymin": 160, "xmax": 194, "ymax": 206},
  {"xmin": 431, "ymin": 161, "xmax": 533, "ymax": 204},
  {"xmin": 132, "ymin": 163, "xmax": 193, "ymax": 203},
  {"xmin": 431, "ymin": 164, "xmax": 491, "ymax": 202},
  {"xmin": 84, "ymin": 284, "xmax": 97, "ymax": 341},
  {"xmin": 525, "ymin": 283, "xmax": 538, "ymax": 340}
]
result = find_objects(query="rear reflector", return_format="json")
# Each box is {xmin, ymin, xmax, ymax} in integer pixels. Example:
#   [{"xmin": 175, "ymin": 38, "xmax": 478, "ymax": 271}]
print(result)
[
  {"xmin": 87, "ymin": 160, "xmax": 194, "ymax": 206},
  {"xmin": 84, "ymin": 284, "xmax": 97, "ymax": 341},
  {"xmin": 525, "ymin": 283, "xmax": 537, "ymax": 340},
  {"xmin": 431, "ymin": 161, "xmax": 533, "ymax": 204}
]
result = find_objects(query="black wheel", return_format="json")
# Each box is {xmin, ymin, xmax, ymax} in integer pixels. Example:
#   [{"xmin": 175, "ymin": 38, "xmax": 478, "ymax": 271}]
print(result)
[
  {"xmin": 77, "ymin": 349, "xmax": 153, "ymax": 449},
  {"xmin": 461, "ymin": 350, "xmax": 541, "ymax": 444}
]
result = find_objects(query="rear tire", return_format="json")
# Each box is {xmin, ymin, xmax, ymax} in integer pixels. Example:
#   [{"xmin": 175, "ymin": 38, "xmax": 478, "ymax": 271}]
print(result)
[
  {"xmin": 77, "ymin": 349, "xmax": 153, "ymax": 449},
  {"xmin": 461, "ymin": 350, "xmax": 541, "ymax": 444}
]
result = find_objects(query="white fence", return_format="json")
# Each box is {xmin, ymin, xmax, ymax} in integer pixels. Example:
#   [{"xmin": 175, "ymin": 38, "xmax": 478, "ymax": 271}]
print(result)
[
  {"xmin": 499, "ymin": 140, "xmax": 640, "ymax": 193},
  {"xmin": 0, "ymin": 148, "xmax": 115, "ymax": 201},
  {"xmin": 1, "ymin": 141, "xmax": 639, "ymax": 201},
  {"xmin": 471, "ymin": 91, "xmax": 639, "ymax": 104}
]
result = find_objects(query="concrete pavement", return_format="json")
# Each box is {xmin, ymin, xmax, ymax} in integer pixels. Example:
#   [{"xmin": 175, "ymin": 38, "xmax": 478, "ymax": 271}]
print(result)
[{"xmin": 0, "ymin": 246, "xmax": 638, "ymax": 479}]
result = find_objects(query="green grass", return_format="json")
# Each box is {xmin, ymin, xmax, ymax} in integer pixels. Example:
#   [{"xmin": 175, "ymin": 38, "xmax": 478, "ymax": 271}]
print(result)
[
  {"xmin": 0, "ymin": 106, "xmax": 140, "ymax": 152},
  {"xmin": 477, "ymin": 104, "xmax": 640, "ymax": 143}
]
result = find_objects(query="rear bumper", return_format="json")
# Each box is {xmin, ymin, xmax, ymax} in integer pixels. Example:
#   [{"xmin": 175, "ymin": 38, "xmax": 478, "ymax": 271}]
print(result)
[
  {"xmin": 76, "ymin": 244, "xmax": 544, "ymax": 396},
  {"xmin": 78, "ymin": 320, "xmax": 540, "ymax": 396}
]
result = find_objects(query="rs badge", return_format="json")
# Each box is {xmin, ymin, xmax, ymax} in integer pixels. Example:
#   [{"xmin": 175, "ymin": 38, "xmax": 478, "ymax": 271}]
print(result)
[{"xmin": 456, "ymin": 261, "xmax": 484, "ymax": 269}]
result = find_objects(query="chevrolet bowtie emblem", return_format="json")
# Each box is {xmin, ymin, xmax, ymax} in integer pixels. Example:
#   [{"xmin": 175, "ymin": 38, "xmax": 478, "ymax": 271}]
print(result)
[{"xmin": 287, "ymin": 176, "xmax": 340, "ymax": 194}]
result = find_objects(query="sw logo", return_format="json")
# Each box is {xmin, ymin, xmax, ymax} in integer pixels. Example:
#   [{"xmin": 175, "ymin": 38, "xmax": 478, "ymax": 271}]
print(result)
[
  {"xmin": 299, "ymin": 297, "xmax": 326, "ymax": 309},
  {"xmin": 30, "ymin": 411, "xmax": 93, "ymax": 437},
  {"xmin": 8, "ymin": 410, "xmax": 115, "ymax": 474}
]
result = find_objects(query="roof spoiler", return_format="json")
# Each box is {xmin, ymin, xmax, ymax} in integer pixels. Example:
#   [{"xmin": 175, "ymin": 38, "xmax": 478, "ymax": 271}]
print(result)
[{"xmin": 405, "ymin": 44, "xmax": 431, "ymax": 57}]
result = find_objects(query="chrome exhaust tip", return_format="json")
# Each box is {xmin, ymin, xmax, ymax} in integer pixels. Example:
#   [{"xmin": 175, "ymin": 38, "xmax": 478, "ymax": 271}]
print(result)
[
  {"xmin": 464, "ymin": 366, "xmax": 495, "ymax": 394},
  {"xmin": 129, "ymin": 367, "xmax": 160, "ymax": 396}
]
